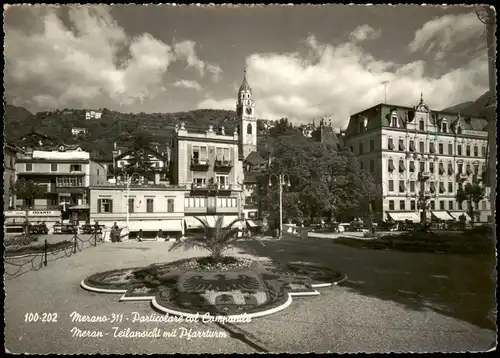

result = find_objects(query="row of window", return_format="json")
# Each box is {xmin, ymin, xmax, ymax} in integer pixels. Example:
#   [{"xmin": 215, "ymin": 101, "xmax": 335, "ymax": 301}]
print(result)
[
  {"xmin": 24, "ymin": 163, "xmax": 83, "ymax": 172},
  {"xmin": 127, "ymin": 198, "xmax": 174, "ymax": 213},
  {"xmin": 387, "ymin": 180, "xmax": 465, "ymax": 194},
  {"xmin": 192, "ymin": 146, "xmax": 233, "ymax": 162},
  {"xmin": 193, "ymin": 175, "xmax": 230, "ymax": 187},
  {"xmin": 386, "ymin": 138, "xmax": 485, "ymax": 157},
  {"xmin": 387, "ymin": 159, "xmax": 483, "ymax": 175},
  {"xmin": 360, "ymin": 158, "xmax": 484, "ymax": 176},
  {"xmin": 388, "ymin": 199, "xmax": 488, "ymax": 211},
  {"xmin": 118, "ymin": 160, "xmax": 163, "ymax": 168},
  {"xmin": 98, "ymin": 198, "xmax": 174, "ymax": 214},
  {"xmin": 387, "ymin": 116, "xmax": 458, "ymax": 134},
  {"xmin": 354, "ymin": 139, "xmax": 486, "ymax": 157},
  {"xmin": 56, "ymin": 176, "xmax": 84, "ymax": 187},
  {"xmin": 184, "ymin": 197, "xmax": 238, "ymax": 208},
  {"xmin": 98, "ymin": 196, "xmax": 241, "ymax": 214}
]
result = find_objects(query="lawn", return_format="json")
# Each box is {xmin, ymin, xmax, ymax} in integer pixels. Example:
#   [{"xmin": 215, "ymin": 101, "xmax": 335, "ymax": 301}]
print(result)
[{"xmin": 333, "ymin": 226, "xmax": 495, "ymax": 255}]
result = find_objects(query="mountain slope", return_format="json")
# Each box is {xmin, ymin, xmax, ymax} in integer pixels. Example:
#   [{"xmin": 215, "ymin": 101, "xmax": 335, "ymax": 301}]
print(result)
[
  {"xmin": 3, "ymin": 107, "xmax": 240, "ymax": 157},
  {"xmin": 441, "ymin": 91, "xmax": 491, "ymax": 117}
]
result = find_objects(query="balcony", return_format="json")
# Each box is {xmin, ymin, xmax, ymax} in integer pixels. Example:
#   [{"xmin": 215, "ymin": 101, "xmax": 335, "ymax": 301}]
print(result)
[
  {"xmin": 190, "ymin": 183, "xmax": 233, "ymax": 193},
  {"xmin": 418, "ymin": 172, "xmax": 431, "ymax": 181},
  {"xmin": 190, "ymin": 158, "xmax": 210, "ymax": 171},
  {"xmin": 214, "ymin": 159, "xmax": 233, "ymax": 172},
  {"xmin": 457, "ymin": 173, "xmax": 468, "ymax": 182}
]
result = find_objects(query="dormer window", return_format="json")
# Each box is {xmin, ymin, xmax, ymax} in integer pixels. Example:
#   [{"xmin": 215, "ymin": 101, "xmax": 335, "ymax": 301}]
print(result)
[
  {"xmin": 419, "ymin": 120, "xmax": 425, "ymax": 131},
  {"xmin": 391, "ymin": 116, "xmax": 398, "ymax": 128},
  {"xmin": 442, "ymin": 122, "xmax": 447, "ymax": 133},
  {"xmin": 457, "ymin": 126, "xmax": 462, "ymax": 134},
  {"xmin": 358, "ymin": 121, "xmax": 364, "ymax": 133}
]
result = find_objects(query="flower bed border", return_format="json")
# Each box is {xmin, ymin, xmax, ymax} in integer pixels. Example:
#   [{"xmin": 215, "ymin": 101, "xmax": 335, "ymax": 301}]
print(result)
[{"xmin": 81, "ymin": 257, "xmax": 347, "ymax": 319}]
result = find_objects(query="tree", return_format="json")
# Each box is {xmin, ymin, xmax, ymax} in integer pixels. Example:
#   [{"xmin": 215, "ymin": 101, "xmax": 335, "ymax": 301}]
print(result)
[
  {"xmin": 168, "ymin": 216, "xmax": 262, "ymax": 261},
  {"xmin": 257, "ymin": 130, "xmax": 379, "ymax": 227},
  {"xmin": 456, "ymin": 182, "xmax": 486, "ymax": 227},
  {"xmin": 11, "ymin": 179, "xmax": 45, "ymax": 235},
  {"xmin": 120, "ymin": 131, "xmax": 156, "ymax": 178}
]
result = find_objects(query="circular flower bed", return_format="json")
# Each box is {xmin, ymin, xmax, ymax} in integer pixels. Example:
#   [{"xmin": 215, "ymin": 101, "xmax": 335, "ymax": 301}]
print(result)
[{"xmin": 81, "ymin": 256, "xmax": 346, "ymax": 319}]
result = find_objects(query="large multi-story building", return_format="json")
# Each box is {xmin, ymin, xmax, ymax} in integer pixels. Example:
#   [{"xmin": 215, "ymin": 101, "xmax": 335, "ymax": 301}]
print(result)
[
  {"xmin": 170, "ymin": 122, "xmax": 243, "ymax": 230},
  {"xmin": 344, "ymin": 95, "xmax": 491, "ymax": 223},
  {"xmin": 13, "ymin": 144, "xmax": 107, "ymax": 224}
]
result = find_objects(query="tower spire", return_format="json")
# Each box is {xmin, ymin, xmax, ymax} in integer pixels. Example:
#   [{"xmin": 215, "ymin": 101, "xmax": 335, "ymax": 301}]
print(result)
[
  {"xmin": 420, "ymin": 91, "xmax": 424, "ymax": 105},
  {"xmin": 239, "ymin": 66, "xmax": 252, "ymax": 93}
]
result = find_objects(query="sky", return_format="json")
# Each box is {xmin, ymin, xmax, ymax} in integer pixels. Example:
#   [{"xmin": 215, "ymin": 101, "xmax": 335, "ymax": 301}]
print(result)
[{"xmin": 4, "ymin": 4, "xmax": 491, "ymax": 127}]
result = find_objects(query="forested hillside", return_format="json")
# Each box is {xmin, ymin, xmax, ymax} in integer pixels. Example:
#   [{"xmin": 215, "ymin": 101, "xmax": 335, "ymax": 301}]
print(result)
[{"xmin": 4, "ymin": 107, "xmax": 240, "ymax": 157}]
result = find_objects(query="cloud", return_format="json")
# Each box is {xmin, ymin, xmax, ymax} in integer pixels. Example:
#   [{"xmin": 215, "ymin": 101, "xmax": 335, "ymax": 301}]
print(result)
[
  {"xmin": 173, "ymin": 40, "xmax": 223, "ymax": 82},
  {"xmin": 409, "ymin": 12, "xmax": 485, "ymax": 60},
  {"xmin": 197, "ymin": 33, "xmax": 488, "ymax": 127},
  {"xmin": 4, "ymin": 6, "xmax": 222, "ymax": 111},
  {"xmin": 196, "ymin": 98, "xmax": 235, "ymax": 111},
  {"xmin": 4, "ymin": 6, "xmax": 174, "ymax": 110},
  {"xmin": 349, "ymin": 25, "xmax": 381, "ymax": 42},
  {"xmin": 172, "ymin": 79, "xmax": 203, "ymax": 91}
]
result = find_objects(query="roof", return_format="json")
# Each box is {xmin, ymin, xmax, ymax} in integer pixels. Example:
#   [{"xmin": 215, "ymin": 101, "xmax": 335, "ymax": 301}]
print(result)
[
  {"xmin": 244, "ymin": 151, "xmax": 265, "ymax": 165},
  {"xmin": 19, "ymin": 131, "xmax": 56, "ymax": 141},
  {"xmin": 239, "ymin": 68, "xmax": 252, "ymax": 93},
  {"xmin": 115, "ymin": 148, "xmax": 169, "ymax": 161},
  {"xmin": 4, "ymin": 142, "xmax": 24, "ymax": 153}
]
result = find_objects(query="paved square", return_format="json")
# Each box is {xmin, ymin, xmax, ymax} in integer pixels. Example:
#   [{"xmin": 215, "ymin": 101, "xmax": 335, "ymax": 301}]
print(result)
[{"xmin": 4, "ymin": 235, "xmax": 496, "ymax": 353}]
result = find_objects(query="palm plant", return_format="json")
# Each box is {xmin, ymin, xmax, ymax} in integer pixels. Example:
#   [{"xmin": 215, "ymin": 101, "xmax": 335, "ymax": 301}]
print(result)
[{"xmin": 169, "ymin": 216, "xmax": 263, "ymax": 262}]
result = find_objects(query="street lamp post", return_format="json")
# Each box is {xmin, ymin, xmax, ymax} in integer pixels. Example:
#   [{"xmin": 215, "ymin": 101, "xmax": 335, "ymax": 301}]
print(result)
[
  {"xmin": 268, "ymin": 173, "xmax": 291, "ymax": 239},
  {"xmin": 416, "ymin": 174, "xmax": 431, "ymax": 226},
  {"xmin": 125, "ymin": 172, "xmax": 141, "ymax": 230}
]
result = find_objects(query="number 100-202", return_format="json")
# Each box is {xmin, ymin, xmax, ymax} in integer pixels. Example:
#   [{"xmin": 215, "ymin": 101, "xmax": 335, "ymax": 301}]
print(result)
[{"xmin": 25, "ymin": 313, "xmax": 58, "ymax": 323}]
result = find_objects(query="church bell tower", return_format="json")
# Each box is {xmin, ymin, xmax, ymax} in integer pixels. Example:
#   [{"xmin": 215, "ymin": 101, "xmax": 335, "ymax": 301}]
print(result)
[{"xmin": 235, "ymin": 67, "xmax": 257, "ymax": 159}]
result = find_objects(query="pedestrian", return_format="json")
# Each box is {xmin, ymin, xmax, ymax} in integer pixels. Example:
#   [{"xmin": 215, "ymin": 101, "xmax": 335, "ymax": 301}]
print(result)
[
  {"xmin": 156, "ymin": 229, "xmax": 164, "ymax": 241},
  {"xmin": 111, "ymin": 222, "xmax": 119, "ymax": 243},
  {"xmin": 137, "ymin": 229, "xmax": 143, "ymax": 242}
]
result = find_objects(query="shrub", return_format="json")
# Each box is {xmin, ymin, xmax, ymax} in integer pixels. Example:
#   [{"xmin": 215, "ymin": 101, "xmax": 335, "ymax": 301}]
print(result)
[
  {"xmin": 4, "ymin": 240, "xmax": 71, "ymax": 253},
  {"xmin": 4, "ymin": 235, "xmax": 38, "ymax": 247}
]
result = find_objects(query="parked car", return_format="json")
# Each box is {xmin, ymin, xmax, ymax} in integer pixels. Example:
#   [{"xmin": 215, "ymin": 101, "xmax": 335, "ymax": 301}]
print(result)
[{"xmin": 29, "ymin": 222, "xmax": 49, "ymax": 235}]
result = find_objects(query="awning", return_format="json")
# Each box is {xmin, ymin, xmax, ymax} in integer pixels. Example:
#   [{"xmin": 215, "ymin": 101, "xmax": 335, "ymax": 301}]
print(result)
[
  {"xmin": 161, "ymin": 220, "xmax": 183, "ymax": 232},
  {"xmin": 431, "ymin": 211, "xmax": 454, "ymax": 221},
  {"xmin": 246, "ymin": 220, "xmax": 258, "ymax": 227},
  {"xmin": 69, "ymin": 204, "xmax": 90, "ymax": 210},
  {"xmin": 128, "ymin": 221, "xmax": 162, "ymax": 232},
  {"xmin": 58, "ymin": 193, "xmax": 71, "ymax": 197},
  {"xmin": 184, "ymin": 216, "xmax": 243, "ymax": 230},
  {"xmin": 387, "ymin": 212, "xmax": 420, "ymax": 222},
  {"xmin": 448, "ymin": 212, "xmax": 471, "ymax": 221}
]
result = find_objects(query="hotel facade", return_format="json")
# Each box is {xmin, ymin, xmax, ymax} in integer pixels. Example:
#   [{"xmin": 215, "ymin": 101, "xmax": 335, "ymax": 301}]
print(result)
[{"xmin": 344, "ymin": 95, "xmax": 491, "ymax": 224}]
